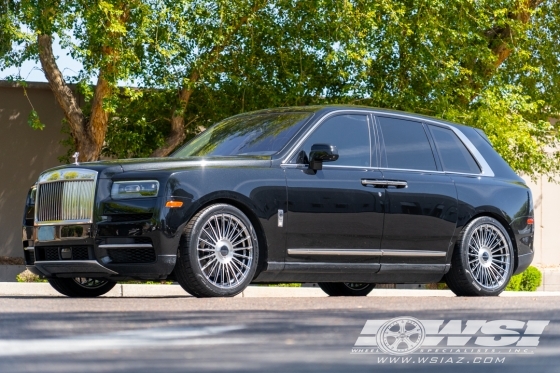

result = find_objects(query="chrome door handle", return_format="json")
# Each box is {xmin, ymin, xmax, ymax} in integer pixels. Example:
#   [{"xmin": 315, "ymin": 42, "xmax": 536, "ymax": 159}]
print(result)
[{"xmin": 361, "ymin": 179, "xmax": 407, "ymax": 188}]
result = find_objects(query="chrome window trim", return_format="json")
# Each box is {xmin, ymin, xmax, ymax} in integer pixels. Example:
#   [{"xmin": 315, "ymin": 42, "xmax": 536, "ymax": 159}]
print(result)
[
  {"xmin": 281, "ymin": 109, "xmax": 494, "ymax": 177},
  {"xmin": 35, "ymin": 168, "xmax": 99, "ymax": 226},
  {"xmin": 288, "ymin": 248, "xmax": 446, "ymax": 257},
  {"xmin": 282, "ymin": 163, "xmax": 484, "ymax": 178}
]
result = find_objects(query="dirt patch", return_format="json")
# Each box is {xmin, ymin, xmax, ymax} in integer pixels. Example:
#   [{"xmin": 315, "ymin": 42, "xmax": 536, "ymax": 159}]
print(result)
[{"xmin": 0, "ymin": 257, "xmax": 25, "ymax": 265}]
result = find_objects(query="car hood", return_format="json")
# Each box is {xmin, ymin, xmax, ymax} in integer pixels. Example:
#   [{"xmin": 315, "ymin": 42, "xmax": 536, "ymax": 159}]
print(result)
[{"xmin": 40, "ymin": 155, "xmax": 273, "ymax": 179}]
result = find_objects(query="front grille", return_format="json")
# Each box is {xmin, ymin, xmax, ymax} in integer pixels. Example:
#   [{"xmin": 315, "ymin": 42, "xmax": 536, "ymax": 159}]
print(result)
[
  {"xmin": 72, "ymin": 246, "xmax": 89, "ymax": 260},
  {"xmin": 107, "ymin": 248, "xmax": 156, "ymax": 264},
  {"xmin": 45, "ymin": 247, "xmax": 60, "ymax": 261},
  {"xmin": 35, "ymin": 246, "xmax": 92, "ymax": 261},
  {"xmin": 36, "ymin": 180, "xmax": 95, "ymax": 224}
]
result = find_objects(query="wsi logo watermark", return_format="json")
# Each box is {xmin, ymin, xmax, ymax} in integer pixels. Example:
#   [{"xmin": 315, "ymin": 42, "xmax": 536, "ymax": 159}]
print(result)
[{"xmin": 352, "ymin": 317, "xmax": 549, "ymax": 363}]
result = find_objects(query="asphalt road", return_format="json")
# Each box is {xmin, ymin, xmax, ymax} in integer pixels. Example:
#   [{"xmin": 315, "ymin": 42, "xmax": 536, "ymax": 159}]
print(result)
[{"xmin": 1, "ymin": 295, "xmax": 559, "ymax": 373}]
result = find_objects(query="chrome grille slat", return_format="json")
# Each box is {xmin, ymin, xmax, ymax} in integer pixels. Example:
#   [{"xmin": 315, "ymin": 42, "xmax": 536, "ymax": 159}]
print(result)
[{"xmin": 35, "ymin": 169, "xmax": 98, "ymax": 226}]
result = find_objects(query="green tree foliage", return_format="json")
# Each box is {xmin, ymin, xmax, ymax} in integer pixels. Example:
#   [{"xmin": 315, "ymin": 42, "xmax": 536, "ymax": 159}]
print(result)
[{"xmin": 1, "ymin": 0, "xmax": 560, "ymax": 178}]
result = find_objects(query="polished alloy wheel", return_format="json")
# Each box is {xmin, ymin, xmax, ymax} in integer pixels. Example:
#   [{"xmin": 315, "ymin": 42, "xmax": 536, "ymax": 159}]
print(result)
[
  {"xmin": 196, "ymin": 213, "xmax": 254, "ymax": 289},
  {"xmin": 467, "ymin": 223, "xmax": 511, "ymax": 290},
  {"xmin": 343, "ymin": 283, "xmax": 370, "ymax": 291},
  {"xmin": 73, "ymin": 278, "xmax": 109, "ymax": 289}
]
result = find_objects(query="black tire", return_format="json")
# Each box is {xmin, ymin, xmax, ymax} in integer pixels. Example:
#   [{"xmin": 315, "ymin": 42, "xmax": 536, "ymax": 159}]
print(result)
[
  {"xmin": 445, "ymin": 216, "xmax": 514, "ymax": 296},
  {"xmin": 174, "ymin": 204, "xmax": 259, "ymax": 298},
  {"xmin": 48, "ymin": 278, "xmax": 116, "ymax": 297},
  {"xmin": 318, "ymin": 282, "xmax": 376, "ymax": 296}
]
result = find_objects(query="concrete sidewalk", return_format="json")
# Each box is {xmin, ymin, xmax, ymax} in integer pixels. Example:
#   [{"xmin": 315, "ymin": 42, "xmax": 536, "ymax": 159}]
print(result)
[{"xmin": 1, "ymin": 282, "xmax": 559, "ymax": 298}]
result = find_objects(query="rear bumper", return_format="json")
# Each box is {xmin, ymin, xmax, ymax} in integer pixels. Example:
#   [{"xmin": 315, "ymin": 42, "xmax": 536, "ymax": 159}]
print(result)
[{"xmin": 513, "ymin": 252, "xmax": 534, "ymax": 276}]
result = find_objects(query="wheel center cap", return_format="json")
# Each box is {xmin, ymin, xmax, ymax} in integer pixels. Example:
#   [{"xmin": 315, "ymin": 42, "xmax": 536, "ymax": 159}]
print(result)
[
  {"xmin": 479, "ymin": 248, "xmax": 492, "ymax": 267},
  {"xmin": 215, "ymin": 239, "xmax": 234, "ymax": 264},
  {"xmin": 220, "ymin": 246, "xmax": 229, "ymax": 256}
]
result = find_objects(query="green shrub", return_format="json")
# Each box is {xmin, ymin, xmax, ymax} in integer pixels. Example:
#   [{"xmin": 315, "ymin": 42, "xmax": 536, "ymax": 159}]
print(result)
[
  {"xmin": 506, "ymin": 266, "xmax": 542, "ymax": 291},
  {"xmin": 16, "ymin": 269, "xmax": 47, "ymax": 283},
  {"xmin": 506, "ymin": 273, "xmax": 522, "ymax": 291},
  {"xmin": 519, "ymin": 266, "xmax": 542, "ymax": 291}
]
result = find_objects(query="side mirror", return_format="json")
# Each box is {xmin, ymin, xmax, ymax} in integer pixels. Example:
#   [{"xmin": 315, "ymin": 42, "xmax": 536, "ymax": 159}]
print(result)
[{"xmin": 309, "ymin": 144, "xmax": 339, "ymax": 171}]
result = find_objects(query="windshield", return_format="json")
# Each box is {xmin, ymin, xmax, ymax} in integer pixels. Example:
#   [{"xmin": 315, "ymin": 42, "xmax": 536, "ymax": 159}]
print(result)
[{"xmin": 172, "ymin": 112, "xmax": 312, "ymax": 157}]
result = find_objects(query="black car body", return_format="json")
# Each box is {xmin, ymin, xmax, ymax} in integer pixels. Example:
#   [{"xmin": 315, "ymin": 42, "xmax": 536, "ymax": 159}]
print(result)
[{"xmin": 22, "ymin": 106, "xmax": 534, "ymax": 297}]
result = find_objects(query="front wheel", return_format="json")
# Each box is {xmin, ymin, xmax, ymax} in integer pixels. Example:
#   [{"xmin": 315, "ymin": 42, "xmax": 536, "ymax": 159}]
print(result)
[
  {"xmin": 445, "ymin": 216, "xmax": 514, "ymax": 296},
  {"xmin": 318, "ymin": 282, "xmax": 376, "ymax": 296},
  {"xmin": 174, "ymin": 204, "xmax": 259, "ymax": 298},
  {"xmin": 48, "ymin": 278, "xmax": 116, "ymax": 297}
]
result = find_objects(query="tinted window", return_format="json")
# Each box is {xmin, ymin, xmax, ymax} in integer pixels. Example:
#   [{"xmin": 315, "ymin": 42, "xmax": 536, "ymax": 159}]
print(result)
[
  {"xmin": 378, "ymin": 117, "xmax": 436, "ymax": 171},
  {"xmin": 299, "ymin": 114, "xmax": 371, "ymax": 167},
  {"xmin": 172, "ymin": 112, "xmax": 311, "ymax": 157},
  {"xmin": 429, "ymin": 125, "xmax": 480, "ymax": 174}
]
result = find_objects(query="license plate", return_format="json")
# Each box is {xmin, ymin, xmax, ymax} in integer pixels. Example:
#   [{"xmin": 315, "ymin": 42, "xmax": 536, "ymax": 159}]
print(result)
[{"xmin": 37, "ymin": 226, "xmax": 55, "ymax": 241}]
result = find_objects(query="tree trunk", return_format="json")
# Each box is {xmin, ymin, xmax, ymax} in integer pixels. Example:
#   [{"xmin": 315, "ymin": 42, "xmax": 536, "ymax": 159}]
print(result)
[
  {"xmin": 85, "ymin": 73, "xmax": 111, "ymax": 161},
  {"xmin": 37, "ymin": 34, "xmax": 87, "ymax": 155},
  {"xmin": 37, "ymin": 33, "xmax": 112, "ymax": 162}
]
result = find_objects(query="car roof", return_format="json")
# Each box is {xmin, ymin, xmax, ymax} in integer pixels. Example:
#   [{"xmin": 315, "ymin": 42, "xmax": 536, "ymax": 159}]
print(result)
[{"xmin": 242, "ymin": 105, "xmax": 471, "ymax": 131}]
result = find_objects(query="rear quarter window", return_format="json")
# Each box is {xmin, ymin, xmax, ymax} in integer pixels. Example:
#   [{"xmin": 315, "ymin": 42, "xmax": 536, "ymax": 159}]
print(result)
[{"xmin": 429, "ymin": 125, "xmax": 481, "ymax": 174}]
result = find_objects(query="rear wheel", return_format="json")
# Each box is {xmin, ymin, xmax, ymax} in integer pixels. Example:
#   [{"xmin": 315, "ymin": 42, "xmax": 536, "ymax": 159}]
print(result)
[
  {"xmin": 318, "ymin": 282, "xmax": 376, "ymax": 296},
  {"xmin": 445, "ymin": 216, "xmax": 514, "ymax": 296},
  {"xmin": 48, "ymin": 277, "xmax": 116, "ymax": 297},
  {"xmin": 174, "ymin": 204, "xmax": 259, "ymax": 298}
]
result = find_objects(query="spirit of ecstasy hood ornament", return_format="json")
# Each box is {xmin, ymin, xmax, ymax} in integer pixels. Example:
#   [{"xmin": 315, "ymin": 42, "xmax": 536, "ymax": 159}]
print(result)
[{"xmin": 73, "ymin": 152, "xmax": 80, "ymax": 166}]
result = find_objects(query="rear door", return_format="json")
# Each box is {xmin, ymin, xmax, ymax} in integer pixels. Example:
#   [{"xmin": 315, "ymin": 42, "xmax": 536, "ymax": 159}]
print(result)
[{"xmin": 374, "ymin": 115, "xmax": 458, "ymax": 266}]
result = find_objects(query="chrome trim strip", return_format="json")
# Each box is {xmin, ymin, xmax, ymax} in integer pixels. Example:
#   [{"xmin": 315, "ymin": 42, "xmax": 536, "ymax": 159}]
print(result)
[
  {"xmin": 382, "ymin": 250, "xmax": 446, "ymax": 257},
  {"xmin": 98, "ymin": 244, "xmax": 154, "ymax": 249},
  {"xmin": 361, "ymin": 179, "xmax": 407, "ymax": 187},
  {"xmin": 288, "ymin": 249, "xmax": 382, "ymax": 256},
  {"xmin": 35, "ymin": 219, "xmax": 93, "ymax": 227},
  {"xmin": 37, "ymin": 168, "xmax": 98, "ymax": 183},
  {"xmin": 24, "ymin": 246, "xmax": 35, "ymax": 251},
  {"xmin": 288, "ymin": 248, "xmax": 446, "ymax": 257}
]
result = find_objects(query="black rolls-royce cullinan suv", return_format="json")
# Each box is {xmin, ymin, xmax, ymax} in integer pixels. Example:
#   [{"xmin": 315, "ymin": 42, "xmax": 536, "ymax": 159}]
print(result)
[{"xmin": 22, "ymin": 106, "xmax": 534, "ymax": 298}]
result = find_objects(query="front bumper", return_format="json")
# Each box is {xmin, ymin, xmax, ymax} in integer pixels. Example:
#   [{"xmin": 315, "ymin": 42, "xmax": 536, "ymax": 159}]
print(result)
[{"xmin": 23, "ymin": 222, "xmax": 179, "ymax": 280}]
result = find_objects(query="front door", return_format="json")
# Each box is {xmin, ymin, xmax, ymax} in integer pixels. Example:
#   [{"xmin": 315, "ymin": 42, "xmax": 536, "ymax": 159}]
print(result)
[{"xmin": 284, "ymin": 113, "xmax": 384, "ymax": 269}]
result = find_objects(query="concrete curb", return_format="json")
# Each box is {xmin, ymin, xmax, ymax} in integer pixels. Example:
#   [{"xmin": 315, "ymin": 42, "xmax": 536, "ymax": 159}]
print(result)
[{"xmin": 1, "ymin": 283, "xmax": 560, "ymax": 298}]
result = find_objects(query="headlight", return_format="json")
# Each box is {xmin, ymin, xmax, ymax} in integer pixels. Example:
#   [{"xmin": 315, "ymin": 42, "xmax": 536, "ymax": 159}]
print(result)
[{"xmin": 111, "ymin": 180, "xmax": 159, "ymax": 199}]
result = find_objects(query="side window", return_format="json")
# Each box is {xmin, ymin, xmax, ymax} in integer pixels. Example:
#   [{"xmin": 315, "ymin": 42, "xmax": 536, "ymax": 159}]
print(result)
[
  {"xmin": 429, "ymin": 125, "xmax": 481, "ymax": 174},
  {"xmin": 377, "ymin": 117, "xmax": 437, "ymax": 171},
  {"xmin": 299, "ymin": 114, "xmax": 371, "ymax": 167}
]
